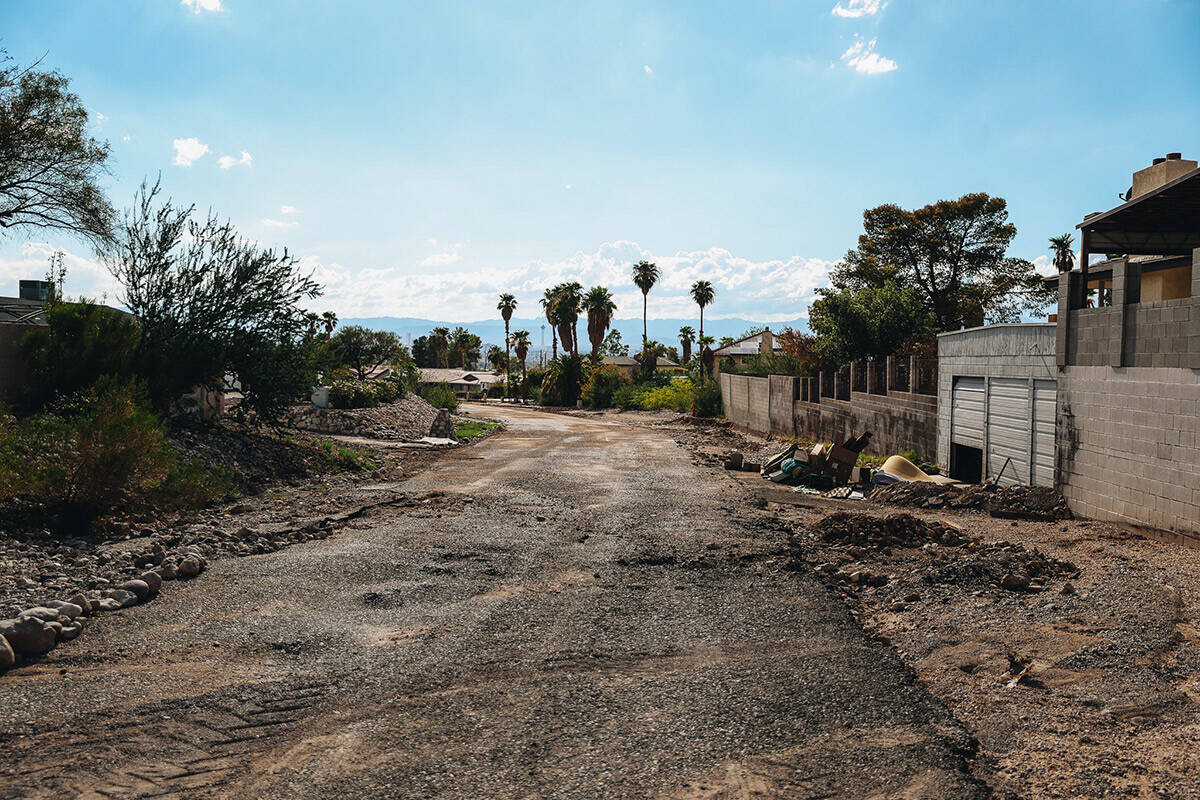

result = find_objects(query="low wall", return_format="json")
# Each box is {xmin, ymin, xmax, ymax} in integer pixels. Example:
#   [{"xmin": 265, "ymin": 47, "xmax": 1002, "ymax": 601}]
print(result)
[{"xmin": 721, "ymin": 372, "xmax": 937, "ymax": 459}]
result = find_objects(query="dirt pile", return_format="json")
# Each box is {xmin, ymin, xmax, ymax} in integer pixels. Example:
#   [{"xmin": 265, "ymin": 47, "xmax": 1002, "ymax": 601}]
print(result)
[
  {"xmin": 871, "ymin": 482, "xmax": 1071, "ymax": 521},
  {"xmin": 923, "ymin": 540, "xmax": 1078, "ymax": 592},
  {"xmin": 288, "ymin": 393, "xmax": 439, "ymax": 441},
  {"xmin": 812, "ymin": 511, "xmax": 967, "ymax": 549},
  {"xmin": 168, "ymin": 419, "xmax": 327, "ymax": 493}
]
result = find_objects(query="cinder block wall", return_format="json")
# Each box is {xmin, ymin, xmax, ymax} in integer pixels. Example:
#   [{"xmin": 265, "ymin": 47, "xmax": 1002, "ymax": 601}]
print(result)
[
  {"xmin": 936, "ymin": 324, "xmax": 1058, "ymax": 471},
  {"xmin": 1058, "ymin": 366, "xmax": 1200, "ymax": 535},
  {"xmin": 720, "ymin": 372, "xmax": 937, "ymax": 458}
]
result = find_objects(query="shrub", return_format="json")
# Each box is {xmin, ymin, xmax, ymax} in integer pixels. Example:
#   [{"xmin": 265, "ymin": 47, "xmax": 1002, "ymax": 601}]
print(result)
[
  {"xmin": 611, "ymin": 384, "xmax": 645, "ymax": 411},
  {"xmin": 581, "ymin": 365, "xmax": 629, "ymax": 409},
  {"xmin": 312, "ymin": 439, "xmax": 378, "ymax": 471},
  {"xmin": 327, "ymin": 378, "xmax": 404, "ymax": 409},
  {"xmin": 692, "ymin": 379, "xmax": 723, "ymax": 417},
  {"xmin": 539, "ymin": 355, "xmax": 586, "ymax": 406},
  {"xmin": 419, "ymin": 382, "xmax": 459, "ymax": 411},
  {"xmin": 639, "ymin": 379, "xmax": 694, "ymax": 412}
]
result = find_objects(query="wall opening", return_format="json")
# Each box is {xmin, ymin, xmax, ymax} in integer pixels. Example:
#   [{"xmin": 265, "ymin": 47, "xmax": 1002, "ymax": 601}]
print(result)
[{"xmin": 950, "ymin": 443, "xmax": 983, "ymax": 484}]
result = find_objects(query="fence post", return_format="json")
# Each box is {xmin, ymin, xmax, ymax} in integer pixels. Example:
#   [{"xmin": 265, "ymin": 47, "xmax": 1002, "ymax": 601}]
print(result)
[
  {"xmin": 886, "ymin": 356, "xmax": 896, "ymax": 392},
  {"xmin": 849, "ymin": 362, "xmax": 858, "ymax": 396},
  {"xmin": 909, "ymin": 355, "xmax": 920, "ymax": 393}
]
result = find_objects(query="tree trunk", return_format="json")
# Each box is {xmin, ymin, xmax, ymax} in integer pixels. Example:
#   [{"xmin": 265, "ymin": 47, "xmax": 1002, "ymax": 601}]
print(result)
[
  {"xmin": 699, "ymin": 306, "xmax": 704, "ymax": 341},
  {"xmin": 504, "ymin": 321, "xmax": 511, "ymax": 399}
]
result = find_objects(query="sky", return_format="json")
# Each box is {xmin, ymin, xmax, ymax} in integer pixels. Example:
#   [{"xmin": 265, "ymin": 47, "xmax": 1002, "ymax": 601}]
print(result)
[{"xmin": 1, "ymin": 0, "xmax": 1199, "ymax": 324}]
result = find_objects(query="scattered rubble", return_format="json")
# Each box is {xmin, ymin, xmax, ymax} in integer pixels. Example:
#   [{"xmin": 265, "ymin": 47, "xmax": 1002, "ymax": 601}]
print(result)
[
  {"xmin": 288, "ymin": 393, "xmax": 440, "ymax": 441},
  {"xmin": 812, "ymin": 511, "xmax": 966, "ymax": 549},
  {"xmin": 871, "ymin": 481, "xmax": 1072, "ymax": 521}
]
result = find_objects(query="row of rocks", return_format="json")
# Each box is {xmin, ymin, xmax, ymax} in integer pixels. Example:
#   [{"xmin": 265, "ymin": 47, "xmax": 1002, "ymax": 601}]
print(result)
[{"xmin": 0, "ymin": 548, "xmax": 206, "ymax": 670}]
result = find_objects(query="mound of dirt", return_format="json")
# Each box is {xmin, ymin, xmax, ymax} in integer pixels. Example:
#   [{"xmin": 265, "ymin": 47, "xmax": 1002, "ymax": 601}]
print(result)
[
  {"xmin": 871, "ymin": 482, "xmax": 1071, "ymax": 521},
  {"xmin": 924, "ymin": 540, "xmax": 1078, "ymax": 593},
  {"xmin": 288, "ymin": 393, "xmax": 439, "ymax": 441},
  {"xmin": 811, "ymin": 512, "xmax": 967, "ymax": 549},
  {"xmin": 168, "ymin": 420, "xmax": 329, "ymax": 493}
]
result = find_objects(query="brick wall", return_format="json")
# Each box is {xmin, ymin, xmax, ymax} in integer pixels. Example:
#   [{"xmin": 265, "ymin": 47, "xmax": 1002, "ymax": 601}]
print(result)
[
  {"xmin": 721, "ymin": 372, "xmax": 937, "ymax": 459},
  {"xmin": 1058, "ymin": 365, "xmax": 1200, "ymax": 536}
]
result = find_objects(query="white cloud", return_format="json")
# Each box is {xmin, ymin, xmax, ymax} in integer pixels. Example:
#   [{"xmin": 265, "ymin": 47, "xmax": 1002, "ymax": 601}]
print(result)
[
  {"xmin": 92, "ymin": 112, "xmax": 107, "ymax": 130},
  {"xmin": 420, "ymin": 242, "xmax": 463, "ymax": 267},
  {"xmin": 172, "ymin": 137, "xmax": 210, "ymax": 166},
  {"xmin": 643, "ymin": 65, "xmax": 654, "ymax": 76},
  {"xmin": 841, "ymin": 38, "xmax": 898, "ymax": 74},
  {"xmin": 280, "ymin": 205, "xmax": 297, "ymax": 215},
  {"xmin": 181, "ymin": 0, "xmax": 224, "ymax": 13},
  {"xmin": 262, "ymin": 218, "xmax": 299, "ymax": 229},
  {"xmin": 0, "ymin": 242, "xmax": 122, "ymax": 303},
  {"xmin": 122, "ymin": 134, "xmax": 131, "ymax": 142},
  {"xmin": 304, "ymin": 240, "xmax": 837, "ymax": 322},
  {"xmin": 832, "ymin": 0, "xmax": 886, "ymax": 18},
  {"xmin": 217, "ymin": 150, "xmax": 253, "ymax": 169}
]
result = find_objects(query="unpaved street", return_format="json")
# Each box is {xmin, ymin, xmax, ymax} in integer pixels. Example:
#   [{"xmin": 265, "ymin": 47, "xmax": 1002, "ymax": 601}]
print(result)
[{"xmin": 0, "ymin": 405, "xmax": 988, "ymax": 799}]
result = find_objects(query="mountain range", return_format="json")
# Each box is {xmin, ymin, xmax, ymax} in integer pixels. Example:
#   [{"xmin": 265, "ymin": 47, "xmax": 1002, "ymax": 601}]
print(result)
[{"xmin": 340, "ymin": 316, "xmax": 811, "ymax": 354}]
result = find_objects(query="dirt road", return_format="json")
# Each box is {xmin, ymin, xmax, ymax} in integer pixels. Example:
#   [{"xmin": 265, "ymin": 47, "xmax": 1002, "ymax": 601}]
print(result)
[{"xmin": 0, "ymin": 405, "xmax": 989, "ymax": 799}]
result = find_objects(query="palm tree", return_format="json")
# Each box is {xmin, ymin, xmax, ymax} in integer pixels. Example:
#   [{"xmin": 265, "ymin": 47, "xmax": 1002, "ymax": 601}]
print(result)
[
  {"xmin": 431, "ymin": 326, "xmax": 451, "ymax": 368},
  {"xmin": 678, "ymin": 325, "xmax": 695, "ymax": 365},
  {"xmin": 1049, "ymin": 234, "xmax": 1076, "ymax": 273},
  {"xmin": 698, "ymin": 333, "xmax": 716, "ymax": 377},
  {"xmin": 497, "ymin": 293, "xmax": 517, "ymax": 395},
  {"xmin": 631, "ymin": 260, "xmax": 659, "ymax": 372},
  {"xmin": 541, "ymin": 288, "xmax": 560, "ymax": 359},
  {"xmin": 582, "ymin": 286, "xmax": 617, "ymax": 362},
  {"xmin": 690, "ymin": 280, "xmax": 715, "ymax": 341},
  {"xmin": 512, "ymin": 329, "xmax": 531, "ymax": 398},
  {"xmin": 557, "ymin": 282, "xmax": 584, "ymax": 357},
  {"xmin": 320, "ymin": 311, "xmax": 338, "ymax": 339},
  {"xmin": 487, "ymin": 344, "xmax": 504, "ymax": 371}
]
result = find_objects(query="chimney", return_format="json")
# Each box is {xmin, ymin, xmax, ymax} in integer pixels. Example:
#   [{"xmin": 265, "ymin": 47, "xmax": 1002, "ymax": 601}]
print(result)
[
  {"xmin": 18, "ymin": 280, "xmax": 51, "ymax": 302},
  {"xmin": 759, "ymin": 328, "xmax": 774, "ymax": 356},
  {"xmin": 1131, "ymin": 153, "xmax": 1198, "ymax": 199}
]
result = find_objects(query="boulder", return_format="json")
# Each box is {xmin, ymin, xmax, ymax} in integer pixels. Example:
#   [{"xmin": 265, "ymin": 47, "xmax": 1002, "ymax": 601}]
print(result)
[
  {"xmin": 58, "ymin": 621, "xmax": 84, "ymax": 641},
  {"xmin": 177, "ymin": 556, "xmax": 203, "ymax": 578},
  {"xmin": 67, "ymin": 593, "xmax": 93, "ymax": 614},
  {"xmin": 94, "ymin": 598, "xmax": 123, "ymax": 612},
  {"xmin": 140, "ymin": 571, "xmax": 163, "ymax": 594},
  {"xmin": 0, "ymin": 616, "xmax": 56, "ymax": 655},
  {"xmin": 0, "ymin": 634, "xmax": 13, "ymax": 669},
  {"xmin": 18, "ymin": 607, "xmax": 62, "ymax": 622},
  {"xmin": 44, "ymin": 601, "xmax": 84, "ymax": 619},
  {"xmin": 101, "ymin": 588, "xmax": 139, "ymax": 608},
  {"xmin": 159, "ymin": 561, "xmax": 178, "ymax": 580}
]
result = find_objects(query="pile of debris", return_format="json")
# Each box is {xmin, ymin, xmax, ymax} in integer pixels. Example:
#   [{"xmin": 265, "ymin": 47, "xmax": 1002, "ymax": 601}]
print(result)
[
  {"xmin": 812, "ymin": 511, "xmax": 967, "ymax": 549},
  {"xmin": 871, "ymin": 482, "xmax": 1071, "ymax": 521},
  {"xmin": 289, "ymin": 393, "xmax": 440, "ymax": 441},
  {"xmin": 924, "ymin": 540, "xmax": 1079, "ymax": 593},
  {"xmin": 728, "ymin": 433, "xmax": 875, "ymax": 493}
]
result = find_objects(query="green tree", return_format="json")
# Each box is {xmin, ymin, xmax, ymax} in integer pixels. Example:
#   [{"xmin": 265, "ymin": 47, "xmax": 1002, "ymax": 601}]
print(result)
[
  {"xmin": 328, "ymin": 326, "xmax": 405, "ymax": 379},
  {"xmin": 487, "ymin": 344, "xmax": 504, "ymax": 370},
  {"xmin": 319, "ymin": 311, "xmax": 338, "ymax": 338},
  {"xmin": 831, "ymin": 194, "xmax": 1054, "ymax": 330},
  {"xmin": 581, "ymin": 286, "xmax": 617, "ymax": 362},
  {"xmin": 807, "ymin": 281, "xmax": 935, "ymax": 365},
  {"xmin": 497, "ymin": 293, "xmax": 517, "ymax": 393},
  {"xmin": 690, "ymin": 280, "xmax": 715, "ymax": 340},
  {"xmin": 511, "ymin": 329, "xmax": 531, "ymax": 397},
  {"xmin": 448, "ymin": 327, "xmax": 481, "ymax": 368},
  {"xmin": 1049, "ymin": 233, "xmax": 1075, "ymax": 273},
  {"xmin": 0, "ymin": 52, "xmax": 114, "ymax": 247},
  {"xmin": 678, "ymin": 325, "xmax": 695, "ymax": 366},
  {"xmin": 411, "ymin": 335, "xmax": 435, "ymax": 368},
  {"xmin": 104, "ymin": 180, "xmax": 321, "ymax": 419},
  {"xmin": 540, "ymin": 288, "xmax": 560, "ymax": 359},
  {"xmin": 430, "ymin": 326, "xmax": 451, "ymax": 367},
  {"xmin": 600, "ymin": 328, "xmax": 629, "ymax": 357}
]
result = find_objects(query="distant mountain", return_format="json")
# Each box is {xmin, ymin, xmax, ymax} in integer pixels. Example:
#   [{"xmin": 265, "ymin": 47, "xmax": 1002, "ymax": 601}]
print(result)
[{"xmin": 340, "ymin": 316, "xmax": 811, "ymax": 353}]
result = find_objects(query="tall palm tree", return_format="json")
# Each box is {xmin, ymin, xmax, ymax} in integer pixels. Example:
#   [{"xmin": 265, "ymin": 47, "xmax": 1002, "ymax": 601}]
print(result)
[
  {"xmin": 497, "ymin": 293, "xmax": 518, "ymax": 395},
  {"xmin": 487, "ymin": 344, "xmax": 504, "ymax": 371},
  {"xmin": 512, "ymin": 329, "xmax": 531, "ymax": 398},
  {"xmin": 631, "ymin": 260, "xmax": 659, "ymax": 370},
  {"xmin": 1049, "ymin": 234, "xmax": 1076, "ymax": 273},
  {"xmin": 698, "ymin": 333, "xmax": 716, "ymax": 377},
  {"xmin": 431, "ymin": 326, "xmax": 451, "ymax": 368},
  {"xmin": 678, "ymin": 325, "xmax": 695, "ymax": 365},
  {"xmin": 557, "ymin": 281, "xmax": 584, "ymax": 357},
  {"xmin": 582, "ymin": 286, "xmax": 617, "ymax": 363},
  {"xmin": 320, "ymin": 311, "xmax": 338, "ymax": 339},
  {"xmin": 690, "ymin": 280, "xmax": 715, "ymax": 341},
  {"xmin": 540, "ymin": 288, "xmax": 560, "ymax": 359}
]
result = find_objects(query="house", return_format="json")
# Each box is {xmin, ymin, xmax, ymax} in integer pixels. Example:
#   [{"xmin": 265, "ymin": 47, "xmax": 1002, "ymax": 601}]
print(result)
[
  {"xmin": 1048, "ymin": 152, "xmax": 1200, "ymax": 537},
  {"xmin": 712, "ymin": 329, "xmax": 782, "ymax": 376},
  {"xmin": 418, "ymin": 368, "xmax": 506, "ymax": 398},
  {"xmin": 600, "ymin": 355, "xmax": 684, "ymax": 379}
]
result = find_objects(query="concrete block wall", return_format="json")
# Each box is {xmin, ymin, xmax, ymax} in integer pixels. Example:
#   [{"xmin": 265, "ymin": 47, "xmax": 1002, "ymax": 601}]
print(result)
[
  {"xmin": 936, "ymin": 323, "xmax": 1058, "ymax": 471},
  {"xmin": 721, "ymin": 372, "xmax": 937, "ymax": 459},
  {"xmin": 1058, "ymin": 365, "xmax": 1200, "ymax": 536}
]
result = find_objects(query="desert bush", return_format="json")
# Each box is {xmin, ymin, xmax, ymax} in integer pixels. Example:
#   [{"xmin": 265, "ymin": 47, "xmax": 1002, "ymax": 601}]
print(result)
[
  {"xmin": 611, "ymin": 384, "xmax": 645, "ymax": 411},
  {"xmin": 312, "ymin": 439, "xmax": 378, "ymax": 471},
  {"xmin": 639, "ymin": 379, "xmax": 695, "ymax": 412},
  {"xmin": 327, "ymin": 378, "xmax": 403, "ymax": 409},
  {"xmin": 419, "ymin": 382, "xmax": 459, "ymax": 411},
  {"xmin": 692, "ymin": 379, "xmax": 723, "ymax": 417},
  {"xmin": 581, "ymin": 365, "xmax": 629, "ymax": 409},
  {"xmin": 539, "ymin": 355, "xmax": 586, "ymax": 406}
]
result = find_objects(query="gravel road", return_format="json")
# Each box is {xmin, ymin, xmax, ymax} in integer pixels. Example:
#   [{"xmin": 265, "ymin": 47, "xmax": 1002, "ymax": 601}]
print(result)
[{"xmin": 0, "ymin": 404, "xmax": 989, "ymax": 799}]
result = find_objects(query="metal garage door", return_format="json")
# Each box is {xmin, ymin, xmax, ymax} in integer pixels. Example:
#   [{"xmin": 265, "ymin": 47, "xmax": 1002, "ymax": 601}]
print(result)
[
  {"xmin": 1032, "ymin": 379, "xmax": 1056, "ymax": 487},
  {"xmin": 987, "ymin": 378, "xmax": 1031, "ymax": 486},
  {"xmin": 951, "ymin": 377, "xmax": 985, "ymax": 448}
]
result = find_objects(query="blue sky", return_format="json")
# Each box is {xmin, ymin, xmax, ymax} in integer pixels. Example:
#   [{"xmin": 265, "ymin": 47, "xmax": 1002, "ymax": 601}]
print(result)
[{"xmin": 2, "ymin": 0, "xmax": 1198, "ymax": 322}]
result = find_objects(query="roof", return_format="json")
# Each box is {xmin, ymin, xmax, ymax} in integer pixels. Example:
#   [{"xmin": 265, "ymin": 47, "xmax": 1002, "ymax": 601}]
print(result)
[
  {"xmin": 419, "ymin": 368, "xmax": 506, "ymax": 385},
  {"xmin": 1041, "ymin": 253, "xmax": 1191, "ymax": 289},
  {"xmin": 0, "ymin": 297, "xmax": 47, "ymax": 325},
  {"xmin": 601, "ymin": 355, "xmax": 680, "ymax": 367},
  {"xmin": 713, "ymin": 330, "xmax": 783, "ymax": 357},
  {"xmin": 1079, "ymin": 166, "xmax": 1200, "ymax": 256}
]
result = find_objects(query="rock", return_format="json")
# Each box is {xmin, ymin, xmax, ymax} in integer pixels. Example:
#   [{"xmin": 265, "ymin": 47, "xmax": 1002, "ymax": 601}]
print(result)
[
  {"xmin": 140, "ymin": 571, "xmax": 163, "ymax": 594},
  {"xmin": 0, "ymin": 616, "xmax": 56, "ymax": 655},
  {"xmin": 94, "ymin": 598, "xmax": 123, "ymax": 612},
  {"xmin": 58, "ymin": 620, "xmax": 83, "ymax": 641},
  {"xmin": 1001, "ymin": 571, "xmax": 1032, "ymax": 592},
  {"xmin": 118, "ymin": 579, "xmax": 152, "ymax": 601},
  {"xmin": 177, "ymin": 556, "xmax": 203, "ymax": 578},
  {"xmin": 102, "ymin": 588, "xmax": 139, "ymax": 608},
  {"xmin": 159, "ymin": 561, "xmax": 178, "ymax": 580},
  {"xmin": 67, "ymin": 593, "xmax": 93, "ymax": 614},
  {"xmin": 43, "ymin": 601, "xmax": 83, "ymax": 619},
  {"xmin": 0, "ymin": 634, "xmax": 13, "ymax": 669},
  {"xmin": 18, "ymin": 606, "xmax": 62, "ymax": 622},
  {"xmin": 1061, "ymin": 581, "xmax": 1076, "ymax": 596}
]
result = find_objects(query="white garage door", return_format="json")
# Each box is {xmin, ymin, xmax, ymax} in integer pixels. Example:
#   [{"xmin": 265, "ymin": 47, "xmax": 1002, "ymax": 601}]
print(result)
[
  {"xmin": 951, "ymin": 377, "xmax": 985, "ymax": 448},
  {"xmin": 1032, "ymin": 379, "xmax": 1056, "ymax": 487},
  {"xmin": 987, "ymin": 378, "xmax": 1031, "ymax": 486}
]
